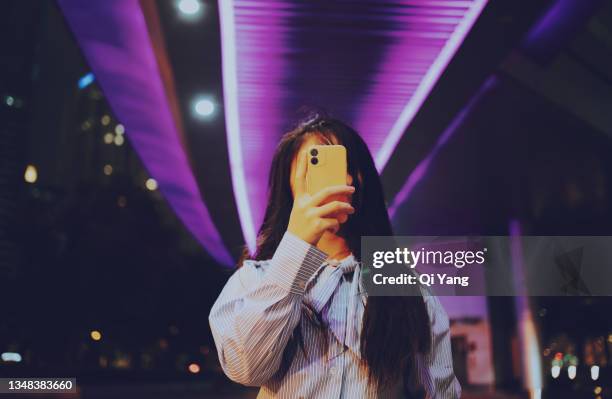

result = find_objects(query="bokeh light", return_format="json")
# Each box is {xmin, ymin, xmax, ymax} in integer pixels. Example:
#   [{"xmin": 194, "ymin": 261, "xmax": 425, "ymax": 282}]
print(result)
[
  {"xmin": 90, "ymin": 330, "xmax": 102, "ymax": 341},
  {"xmin": 24, "ymin": 164, "xmax": 37, "ymax": 183},
  {"xmin": 145, "ymin": 178, "xmax": 158, "ymax": 191},
  {"xmin": 188, "ymin": 363, "xmax": 200, "ymax": 374}
]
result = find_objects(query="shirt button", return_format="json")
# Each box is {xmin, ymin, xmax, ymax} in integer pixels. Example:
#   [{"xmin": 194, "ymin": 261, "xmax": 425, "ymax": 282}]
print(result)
[
  {"xmin": 330, "ymin": 366, "xmax": 337, "ymax": 375},
  {"xmin": 297, "ymin": 281, "xmax": 305, "ymax": 290}
]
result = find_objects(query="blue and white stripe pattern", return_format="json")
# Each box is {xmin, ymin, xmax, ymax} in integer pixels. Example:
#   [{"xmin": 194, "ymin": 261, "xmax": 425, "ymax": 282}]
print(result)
[{"xmin": 209, "ymin": 232, "xmax": 461, "ymax": 398}]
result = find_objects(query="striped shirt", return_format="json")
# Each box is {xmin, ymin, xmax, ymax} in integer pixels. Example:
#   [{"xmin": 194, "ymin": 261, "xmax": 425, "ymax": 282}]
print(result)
[{"xmin": 209, "ymin": 232, "xmax": 461, "ymax": 398}]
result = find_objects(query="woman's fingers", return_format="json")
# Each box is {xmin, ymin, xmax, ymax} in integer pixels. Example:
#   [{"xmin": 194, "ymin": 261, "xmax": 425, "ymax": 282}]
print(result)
[
  {"xmin": 314, "ymin": 200, "xmax": 354, "ymax": 218},
  {"xmin": 293, "ymin": 149, "xmax": 308, "ymax": 196},
  {"xmin": 318, "ymin": 218, "xmax": 340, "ymax": 235},
  {"xmin": 309, "ymin": 185, "xmax": 355, "ymax": 206},
  {"xmin": 288, "ymin": 165, "xmax": 354, "ymax": 244}
]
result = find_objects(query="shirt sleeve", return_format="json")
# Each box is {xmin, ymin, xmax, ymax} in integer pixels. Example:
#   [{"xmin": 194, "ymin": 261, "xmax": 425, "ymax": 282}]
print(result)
[
  {"xmin": 208, "ymin": 231, "xmax": 327, "ymax": 386},
  {"xmin": 413, "ymin": 294, "xmax": 462, "ymax": 399}
]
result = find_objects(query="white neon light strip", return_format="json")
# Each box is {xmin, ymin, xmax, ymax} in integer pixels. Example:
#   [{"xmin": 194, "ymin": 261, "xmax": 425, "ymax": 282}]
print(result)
[
  {"xmin": 219, "ymin": 0, "xmax": 258, "ymax": 254},
  {"xmin": 375, "ymin": 0, "xmax": 488, "ymax": 171}
]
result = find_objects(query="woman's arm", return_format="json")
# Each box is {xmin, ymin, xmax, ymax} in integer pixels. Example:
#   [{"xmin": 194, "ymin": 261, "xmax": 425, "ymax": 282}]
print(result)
[
  {"xmin": 416, "ymin": 294, "xmax": 462, "ymax": 399},
  {"xmin": 208, "ymin": 232, "xmax": 327, "ymax": 386}
]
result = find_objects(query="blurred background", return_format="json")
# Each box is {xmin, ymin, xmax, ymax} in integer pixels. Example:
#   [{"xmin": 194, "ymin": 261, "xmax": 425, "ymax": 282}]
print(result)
[{"xmin": 1, "ymin": 0, "xmax": 611, "ymax": 398}]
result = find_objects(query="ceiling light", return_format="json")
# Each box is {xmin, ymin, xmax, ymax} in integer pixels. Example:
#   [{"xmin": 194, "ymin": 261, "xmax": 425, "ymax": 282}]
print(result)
[
  {"xmin": 177, "ymin": 0, "xmax": 203, "ymax": 19},
  {"xmin": 193, "ymin": 97, "xmax": 215, "ymax": 118}
]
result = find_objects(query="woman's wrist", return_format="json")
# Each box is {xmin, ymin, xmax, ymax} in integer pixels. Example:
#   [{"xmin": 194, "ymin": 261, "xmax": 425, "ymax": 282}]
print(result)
[{"xmin": 265, "ymin": 231, "xmax": 328, "ymax": 294}]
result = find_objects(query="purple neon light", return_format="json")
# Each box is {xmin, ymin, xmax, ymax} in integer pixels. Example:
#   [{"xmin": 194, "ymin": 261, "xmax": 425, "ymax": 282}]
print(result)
[
  {"xmin": 59, "ymin": 0, "xmax": 233, "ymax": 265},
  {"xmin": 388, "ymin": 75, "xmax": 497, "ymax": 218},
  {"xmin": 522, "ymin": 0, "xmax": 602, "ymax": 63},
  {"xmin": 369, "ymin": 0, "xmax": 488, "ymax": 171},
  {"xmin": 221, "ymin": 0, "xmax": 488, "ymax": 250},
  {"xmin": 219, "ymin": 0, "xmax": 291, "ymax": 254},
  {"xmin": 509, "ymin": 219, "xmax": 543, "ymax": 392}
]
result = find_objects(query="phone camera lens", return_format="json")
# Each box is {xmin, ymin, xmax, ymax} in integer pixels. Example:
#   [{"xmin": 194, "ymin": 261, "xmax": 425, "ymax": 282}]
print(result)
[
  {"xmin": 310, "ymin": 148, "xmax": 318, "ymax": 156},
  {"xmin": 310, "ymin": 157, "xmax": 318, "ymax": 165}
]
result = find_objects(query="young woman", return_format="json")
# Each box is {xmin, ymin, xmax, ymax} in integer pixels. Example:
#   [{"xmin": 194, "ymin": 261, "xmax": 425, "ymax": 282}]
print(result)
[{"xmin": 209, "ymin": 116, "xmax": 460, "ymax": 398}]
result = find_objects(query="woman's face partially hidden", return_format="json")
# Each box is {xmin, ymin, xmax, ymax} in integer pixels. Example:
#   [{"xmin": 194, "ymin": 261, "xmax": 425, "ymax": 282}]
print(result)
[{"xmin": 289, "ymin": 134, "xmax": 354, "ymax": 225}]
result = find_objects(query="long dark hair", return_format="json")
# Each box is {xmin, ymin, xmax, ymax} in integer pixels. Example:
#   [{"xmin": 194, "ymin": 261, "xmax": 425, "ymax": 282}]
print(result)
[{"xmin": 241, "ymin": 114, "xmax": 431, "ymax": 388}]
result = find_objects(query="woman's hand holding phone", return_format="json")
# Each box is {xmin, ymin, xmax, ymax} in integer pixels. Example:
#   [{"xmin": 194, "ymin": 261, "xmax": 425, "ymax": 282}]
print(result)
[{"xmin": 287, "ymin": 149, "xmax": 355, "ymax": 245}]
